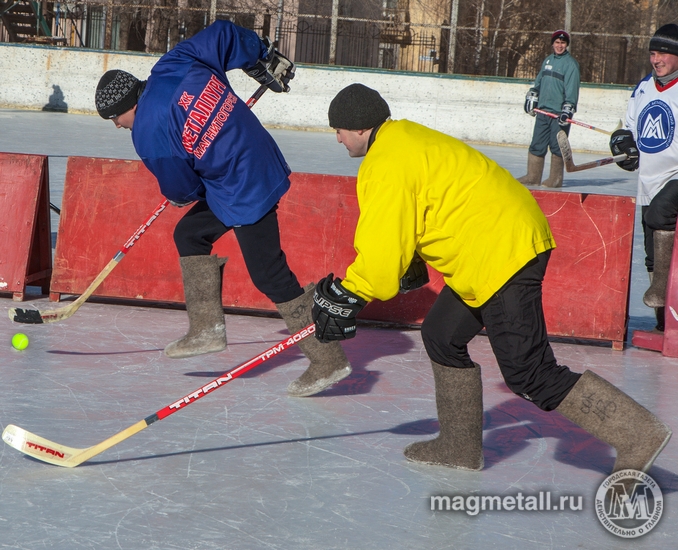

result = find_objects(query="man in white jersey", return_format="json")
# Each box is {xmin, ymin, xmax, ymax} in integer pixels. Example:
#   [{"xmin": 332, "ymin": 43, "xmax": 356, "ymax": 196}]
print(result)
[{"xmin": 610, "ymin": 23, "xmax": 678, "ymax": 331}]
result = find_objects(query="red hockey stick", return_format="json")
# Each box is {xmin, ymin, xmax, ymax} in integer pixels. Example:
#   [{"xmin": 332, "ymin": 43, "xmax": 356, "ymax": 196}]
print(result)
[
  {"xmin": 9, "ymin": 84, "xmax": 268, "ymax": 325},
  {"xmin": 534, "ymin": 108, "xmax": 614, "ymax": 136},
  {"xmin": 2, "ymin": 324, "xmax": 315, "ymax": 467}
]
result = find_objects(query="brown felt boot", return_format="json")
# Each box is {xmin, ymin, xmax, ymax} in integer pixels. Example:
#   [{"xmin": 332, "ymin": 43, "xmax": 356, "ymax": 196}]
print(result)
[
  {"xmin": 517, "ymin": 153, "xmax": 545, "ymax": 186},
  {"xmin": 644, "ymin": 230, "xmax": 675, "ymax": 308},
  {"xmin": 164, "ymin": 255, "xmax": 227, "ymax": 359},
  {"xmin": 541, "ymin": 154, "xmax": 564, "ymax": 188},
  {"xmin": 556, "ymin": 370, "xmax": 672, "ymax": 473},
  {"xmin": 404, "ymin": 361, "xmax": 484, "ymax": 470},
  {"xmin": 277, "ymin": 284, "xmax": 352, "ymax": 397}
]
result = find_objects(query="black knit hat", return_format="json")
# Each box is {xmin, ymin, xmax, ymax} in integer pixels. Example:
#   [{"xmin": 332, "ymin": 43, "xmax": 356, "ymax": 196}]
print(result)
[
  {"xmin": 328, "ymin": 84, "xmax": 391, "ymax": 130},
  {"xmin": 551, "ymin": 29, "xmax": 570, "ymax": 45},
  {"xmin": 649, "ymin": 24, "xmax": 678, "ymax": 56},
  {"xmin": 95, "ymin": 70, "xmax": 143, "ymax": 119}
]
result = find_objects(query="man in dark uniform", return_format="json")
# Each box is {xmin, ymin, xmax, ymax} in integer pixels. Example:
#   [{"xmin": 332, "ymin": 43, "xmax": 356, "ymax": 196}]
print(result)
[{"xmin": 95, "ymin": 21, "xmax": 350, "ymax": 397}]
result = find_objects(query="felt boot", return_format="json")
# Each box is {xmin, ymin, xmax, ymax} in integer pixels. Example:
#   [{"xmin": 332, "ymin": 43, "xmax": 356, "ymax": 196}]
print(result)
[
  {"xmin": 517, "ymin": 153, "xmax": 545, "ymax": 186},
  {"xmin": 164, "ymin": 255, "xmax": 227, "ymax": 359},
  {"xmin": 277, "ymin": 284, "xmax": 352, "ymax": 397},
  {"xmin": 644, "ymin": 230, "xmax": 675, "ymax": 308},
  {"xmin": 541, "ymin": 154, "xmax": 564, "ymax": 188},
  {"xmin": 556, "ymin": 370, "xmax": 672, "ymax": 473},
  {"xmin": 404, "ymin": 361, "xmax": 484, "ymax": 470}
]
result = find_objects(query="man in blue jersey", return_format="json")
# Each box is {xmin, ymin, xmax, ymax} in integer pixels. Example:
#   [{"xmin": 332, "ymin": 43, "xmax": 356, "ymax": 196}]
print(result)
[{"xmin": 95, "ymin": 21, "xmax": 351, "ymax": 397}]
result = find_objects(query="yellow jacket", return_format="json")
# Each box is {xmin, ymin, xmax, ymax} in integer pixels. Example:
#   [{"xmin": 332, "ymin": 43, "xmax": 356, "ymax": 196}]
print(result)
[{"xmin": 341, "ymin": 119, "xmax": 556, "ymax": 308}]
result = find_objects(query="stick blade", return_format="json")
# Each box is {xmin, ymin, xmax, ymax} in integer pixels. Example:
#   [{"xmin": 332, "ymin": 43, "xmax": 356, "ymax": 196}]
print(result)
[
  {"xmin": 2, "ymin": 424, "xmax": 87, "ymax": 467},
  {"xmin": 557, "ymin": 131, "xmax": 576, "ymax": 172},
  {"xmin": 9, "ymin": 307, "xmax": 45, "ymax": 323}
]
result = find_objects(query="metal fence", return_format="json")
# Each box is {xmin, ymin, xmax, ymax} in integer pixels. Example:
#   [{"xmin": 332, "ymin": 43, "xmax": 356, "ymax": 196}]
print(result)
[{"xmin": 0, "ymin": 1, "xmax": 655, "ymax": 85}]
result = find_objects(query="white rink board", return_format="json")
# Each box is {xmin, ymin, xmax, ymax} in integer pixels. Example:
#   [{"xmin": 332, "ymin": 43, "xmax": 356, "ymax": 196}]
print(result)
[{"xmin": 0, "ymin": 42, "xmax": 632, "ymax": 152}]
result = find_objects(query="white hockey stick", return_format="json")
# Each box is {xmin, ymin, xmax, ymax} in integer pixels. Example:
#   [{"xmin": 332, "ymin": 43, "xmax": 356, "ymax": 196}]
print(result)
[
  {"xmin": 2, "ymin": 324, "xmax": 315, "ymax": 467},
  {"xmin": 557, "ymin": 131, "xmax": 627, "ymax": 172}
]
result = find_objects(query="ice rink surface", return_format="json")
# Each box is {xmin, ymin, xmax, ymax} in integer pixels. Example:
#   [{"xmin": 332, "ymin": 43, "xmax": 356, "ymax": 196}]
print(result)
[{"xmin": 1, "ymin": 108, "xmax": 677, "ymax": 549}]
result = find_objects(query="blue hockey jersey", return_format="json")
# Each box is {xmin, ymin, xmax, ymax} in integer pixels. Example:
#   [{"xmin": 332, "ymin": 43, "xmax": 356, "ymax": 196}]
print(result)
[{"xmin": 132, "ymin": 21, "xmax": 291, "ymax": 226}]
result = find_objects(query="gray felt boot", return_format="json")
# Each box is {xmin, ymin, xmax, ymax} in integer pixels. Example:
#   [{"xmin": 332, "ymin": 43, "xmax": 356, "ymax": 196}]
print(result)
[
  {"xmin": 164, "ymin": 255, "xmax": 227, "ymax": 359},
  {"xmin": 644, "ymin": 230, "xmax": 675, "ymax": 308},
  {"xmin": 556, "ymin": 370, "xmax": 672, "ymax": 473},
  {"xmin": 541, "ymin": 154, "xmax": 564, "ymax": 188},
  {"xmin": 277, "ymin": 284, "xmax": 352, "ymax": 397},
  {"xmin": 517, "ymin": 153, "xmax": 545, "ymax": 186},
  {"xmin": 404, "ymin": 361, "xmax": 484, "ymax": 470}
]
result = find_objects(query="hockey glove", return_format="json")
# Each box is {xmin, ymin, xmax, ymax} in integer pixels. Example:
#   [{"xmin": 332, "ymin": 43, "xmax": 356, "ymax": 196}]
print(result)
[
  {"xmin": 168, "ymin": 199, "xmax": 192, "ymax": 207},
  {"xmin": 244, "ymin": 38, "xmax": 295, "ymax": 93},
  {"xmin": 524, "ymin": 89, "xmax": 538, "ymax": 116},
  {"xmin": 609, "ymin": 129, "xmax": 639, "ymax": 171},
  {"xmin": 559, "ymin": 103, "xmax": 575, "ymax": 126},
  {"xmin": 312, "ymin": 274, "xmax": 367, "ymax": 343},
  {"xmin": 399, "ymin": 253, "xmax": 430, "ymax": 293}
]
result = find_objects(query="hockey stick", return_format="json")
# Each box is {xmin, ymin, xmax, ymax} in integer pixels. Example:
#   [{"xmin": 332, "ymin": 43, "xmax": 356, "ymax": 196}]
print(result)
[
  {"xmin": 534, "ymin": 108, "xmax": 614, "ymax": 135},
  {"xmin": 2, "ymin": 323, "xmax": 315, "ymax": 467},
  {"xmin": 9, "ymin": 199, "xmax": 170, "ymax": 324},
  {"xmin": 557, "ymin": 130, "xmax": 627, "ymax": 172},
  {"xmin": 9, "ymin": 84, "xmax": 268, "ymax": 325}
]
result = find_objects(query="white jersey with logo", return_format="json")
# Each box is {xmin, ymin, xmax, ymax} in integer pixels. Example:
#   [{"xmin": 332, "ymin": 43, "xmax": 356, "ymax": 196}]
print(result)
[{"xmin": 626, "ymin": 74, "xmax": 678, "ymax": 205}]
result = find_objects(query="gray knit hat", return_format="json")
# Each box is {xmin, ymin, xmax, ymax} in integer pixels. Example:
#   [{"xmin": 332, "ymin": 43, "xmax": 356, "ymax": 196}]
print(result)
[
  {"xmin": 649, "ymin": 24, "xmax": 678, "ymax": 56},
  {"xmin": 95, "ymin": 70, "xmax": 143, "ymax": 119},
  {"xmin": 328, "ymin": 84, "xmax": 391, "ymax": 130}
]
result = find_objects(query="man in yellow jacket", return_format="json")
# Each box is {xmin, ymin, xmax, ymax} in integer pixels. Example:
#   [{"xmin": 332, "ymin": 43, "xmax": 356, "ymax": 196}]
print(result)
[{"xmin": 312, "ymin": 83, "xmax": 671, "ymax": 474}]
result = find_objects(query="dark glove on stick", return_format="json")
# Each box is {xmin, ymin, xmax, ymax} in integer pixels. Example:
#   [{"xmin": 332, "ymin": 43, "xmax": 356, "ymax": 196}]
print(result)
[
  {"xmin": 609, "ymin": 129, "xmax": 639, "ymax": 171},
  {"xmin": 244, "ymin": 38, "xmax": 295, "ymax": 93},
  {"xmin": 312, "ymin": 274, "xmax": 366, "ymax": 343},
  {"xmin": 399, "ymin": 253, "xmax": 430, "ymax": 293},
  {"xmin": 559, "ymin": 103, "xmax": 575, "ymax": 126}
]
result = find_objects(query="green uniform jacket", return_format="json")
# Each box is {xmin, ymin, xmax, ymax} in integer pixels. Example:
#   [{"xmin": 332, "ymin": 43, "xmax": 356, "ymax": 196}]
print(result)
[
  {"xmin": 532, "ymin": 50, "xmax": 580, "ymax": 113},
  {"xmin": 341, "ymin": 119, "xmax": 556, "ymax": 308}
]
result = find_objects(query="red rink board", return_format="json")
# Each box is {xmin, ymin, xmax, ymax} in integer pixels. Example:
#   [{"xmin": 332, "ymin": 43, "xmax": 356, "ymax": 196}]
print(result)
[
  {"xmin": 0, "ymin": 152, "xmax": 52, "ymax": 300},
  {"xmin": 51, "ymin": 158, "xmax": 634, "ymax": 347}
]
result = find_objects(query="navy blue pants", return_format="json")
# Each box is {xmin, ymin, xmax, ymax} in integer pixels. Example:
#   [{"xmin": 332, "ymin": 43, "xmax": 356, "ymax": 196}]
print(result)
[
  {"xmin": 528, "ymin": 112, "xmax": 571, "ymax": 157},
  {"xmin": 421, "ymin": 251, "xmax": 581, "ymax": 411},
  {"xmin": 173, "ymin": 201, "xmax": 303, "ymax": 304}
]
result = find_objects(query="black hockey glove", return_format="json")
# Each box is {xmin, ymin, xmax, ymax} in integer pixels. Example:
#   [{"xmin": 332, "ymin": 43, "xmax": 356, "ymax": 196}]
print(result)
[
  {"xmin": 168, "ymin": 199, "xmax": 192, "ymax": 207},
  {"xmin": 244, "ymin": 38, "xmax": 295, "ymax": 93},
  {"xmin": 312, "ymin": 274, "xmax": 367, "ymax": 343},
  {"xmin": 609, "ymin": 129, "xmax": 639, "ymax": 171},
  {"xmin": 399, "ymin": 253, "xmax": 430, "ymax": 293},
  {"xmin": 524, "ymin": 89, "xmax": 538, "ymax": 116},
  {"xmin": 559, "ymin": 102, "xmax": 575, "ymax": 126}
]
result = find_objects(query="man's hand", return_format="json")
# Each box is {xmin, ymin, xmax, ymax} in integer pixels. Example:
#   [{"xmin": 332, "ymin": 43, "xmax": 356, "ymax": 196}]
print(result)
[
  {"xmin": 244, "ymin": 38, "xmax": 295, "ymax": 93},
  {"xmin": 609, "ymin": 129, "xmax": 639, "ymax": 171},
  {"xmin": 312, "ymin": 274, "xmax": 366, "ymax": 342},
  {"xmin": 524, "ymin": 89, "xmax": 538, "ymax": 116},
  {"xmin": 559, "ymin": 103, "xmax": 575, "ymax": 126},
  {"xmin": 399, "ymin": 253, "xmax": 430, "ymax": 293}
]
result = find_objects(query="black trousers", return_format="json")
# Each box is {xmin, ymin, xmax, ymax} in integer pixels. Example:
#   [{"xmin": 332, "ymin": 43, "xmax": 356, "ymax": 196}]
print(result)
[
  {"xmin": 173, "ymin": 201, "xmax": 303, "ymax": 304},
  {"xmin": 642, "ymin": 180, "xmax": 678, "ymax": 271},
  {"xmin": 421, "ymin": 251, "xmax": 581, "ymax": 411}
]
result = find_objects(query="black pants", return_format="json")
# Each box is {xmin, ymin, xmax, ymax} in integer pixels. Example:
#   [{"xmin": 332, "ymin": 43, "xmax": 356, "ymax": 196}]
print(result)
[
  {"xmin": 173, "ymin": 201, "xmax": 303, "ymax": 304},
  {"xmin": 421, "ymin": 251, "xmax": 580, "ymax": 411},
  {"xmin": 642, "ymin": 180, "xmax": 678, "ymax": 271},
  {"xmin": 528, "ymin": 113, "xmax": 570, "ymax": 157}
]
